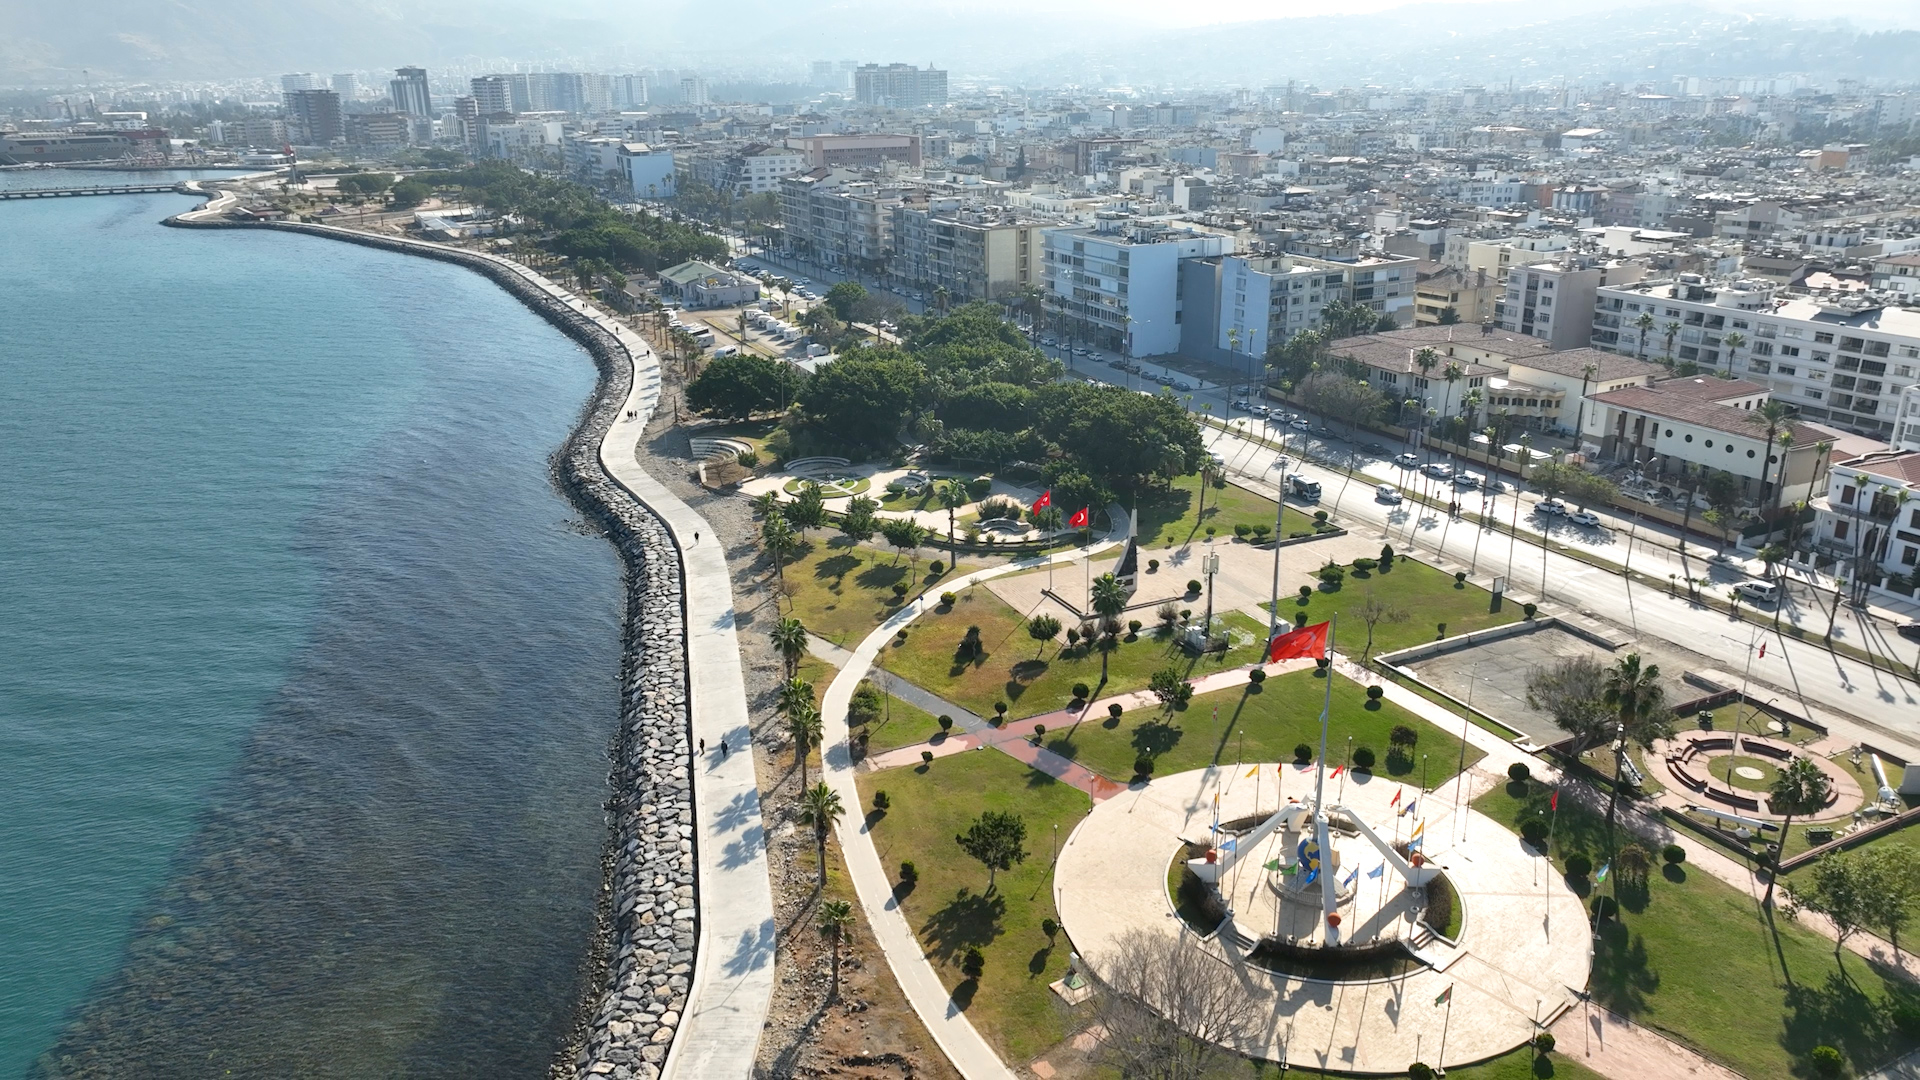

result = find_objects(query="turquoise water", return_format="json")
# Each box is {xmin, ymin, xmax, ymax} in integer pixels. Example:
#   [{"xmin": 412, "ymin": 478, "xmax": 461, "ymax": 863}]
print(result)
[{"xmin": 0, "ymin": 176, "xmax": 621, "ymax": 1077}]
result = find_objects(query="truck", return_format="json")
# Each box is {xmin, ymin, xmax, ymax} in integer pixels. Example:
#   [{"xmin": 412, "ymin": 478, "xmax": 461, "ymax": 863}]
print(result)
[{"xmin": 1286, "ymin": 474, "xmax": 1321, "ymax": 501}]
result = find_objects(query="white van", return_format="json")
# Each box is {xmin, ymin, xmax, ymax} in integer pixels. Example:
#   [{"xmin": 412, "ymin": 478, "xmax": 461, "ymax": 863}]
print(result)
[
  {"xmin": 711, "ymin": 345, "xmax": 739, "ymax": 358},
  {"xmin": 1735, "ymin": 580, "xmax": 1781, "ymax": 606}
]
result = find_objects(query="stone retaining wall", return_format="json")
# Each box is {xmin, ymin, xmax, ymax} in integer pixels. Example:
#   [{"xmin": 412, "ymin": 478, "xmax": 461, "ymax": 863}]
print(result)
[{"xmin": 163, "ymin": 211, "xmax": 696, "ymax": 1080}]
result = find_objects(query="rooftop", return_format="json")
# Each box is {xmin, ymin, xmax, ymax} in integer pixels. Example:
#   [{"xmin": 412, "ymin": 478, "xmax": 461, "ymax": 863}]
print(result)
[
  {"xmin": 1835, "ymin": 450, "xmax": 1920, "ymax": 486},
  {"xmin": 1508, "ymin": 347, "xmax": 1666, "ymax": 383},
  {"xmin": 1590, "ymin": 379, "xmax": 1824, "ymax": 442}
]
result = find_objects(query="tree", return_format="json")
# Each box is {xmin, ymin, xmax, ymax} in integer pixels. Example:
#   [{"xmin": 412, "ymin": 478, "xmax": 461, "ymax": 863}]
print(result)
[
  {"xmin": 839, "ymin": 495, "xmax": 879, "ymax": 543},
  {"xmin": 1092, "ymin": 573, "xmax": 1129, "ymax": 622},
  {"xmin": 388, "ymin": 179, "xmax": 430, "ymax": 209},
  {"xmin": 1634, "ymin": 312, "xmax": 1656, "ymax": 359},
  {"xmin": 761, "ymin": 510, "xmax": 797, "ymax": 593},
  {"xmin": 685, "ymin": 353, "xmax": 800, "ymax": 419},
  {"xmin": 777, "ymin": 675, "xmax": 815, "ymax": 716},
  {"xmin": 788, "ymin": 699, "xmax": 823, "ymax": 787},
  {"xmin": 1614, "ymin": 842, "xmax": 1653, "ymax": 887},
  {"xmin": 1357, "ymin": 590, "xmax": 1408, "ymax": 661},
  {"xmin": 788, "ymin": 481, "xmax": 829, "ymax": 537},
  {"xmin": 798, "ymin": 781, "xmax": 844, "ymax": 888},
  {"xmin": 793, "ymin": 349, "xmax": 927, "ymax": 452},
  {"xmin": 817, "ymin": 898, "xmax": 856, "ymax": 1000},
  {"xmin": 1028, "ymin": 614, "xmax": 1063, "ymax": 656},
  {"xmin": 1601, "ymin": 654, "xmax": 1672, "ymax": 837},
  {"xmin": 825, "ymin": 280, "xmax": 868, "ymax": 321},
  {"xmin": 879, "ymin": 517, "xmax": 929, "ymax": 574},
  {"xmin": 1437, "ymin": 306, "xmax": 1461, "ymax": 325},
  {"xmin": 1763, "ymin": 756, "xmax": 1835, "ymax": 908},
  {"xmin": 1149, "ymin": 665, "xmax": 1193, "ymax": 712},
  {"xmin": 1720, "ymin": 330, "xmax": 1745, "ymax": 376},
  {"xmin": 772, "ymin": 616, "xmax": 809, "ymax": 679},
  {"xmin": 955, "ymin": 810, "xmax": 1028, "ymax": 892},
  {"xmin": 1662, "ymin": 320, "xmax": 1681, "ymax": 360},
  {"xmin": 1746, "ymin": 399, "xmax": 1794, "ymax": 514},
  {"xmin": 938, "ymin": 479, "xmax": 969, "ymax": 553},
  {"xmin": 1087, "ymin": 928, "xmax": 1253, "ymax": 1080},
  {"xmin": 1526, "ymin": 655, "xmax": 1614, "ymax": 752},
  {"xmin": 1800, "ymin": 848, "xmax": 1880, "ymax": 958}
]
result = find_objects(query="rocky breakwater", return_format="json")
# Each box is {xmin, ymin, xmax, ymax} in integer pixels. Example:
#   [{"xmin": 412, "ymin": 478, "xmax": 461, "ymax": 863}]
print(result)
[{"xmin": 162, "ymin": 208, "xmax": 699, "ymax": 1080}]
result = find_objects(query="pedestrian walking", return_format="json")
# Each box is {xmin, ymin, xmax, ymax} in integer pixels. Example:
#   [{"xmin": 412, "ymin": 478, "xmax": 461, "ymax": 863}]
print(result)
[
  {"xmin": 699, "ymin": 738, "xmax": 706, "ymax": 754},
  {"xmin": 719, "ymin": 738, "xmax": 729, "ymax": 758}
]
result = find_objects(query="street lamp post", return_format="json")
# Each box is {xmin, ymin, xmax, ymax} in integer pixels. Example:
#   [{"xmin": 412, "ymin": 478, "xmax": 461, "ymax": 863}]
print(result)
[{"xmin": 1202, "ymin": 543, "xmax": 1222, "ymax": 637}]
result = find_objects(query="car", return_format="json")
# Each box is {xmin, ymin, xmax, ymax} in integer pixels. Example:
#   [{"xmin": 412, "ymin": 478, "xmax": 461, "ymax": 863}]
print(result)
[
  {"xmin": 1898, "ymin": 622, "xmax": 1920, "ymax": 642},
  {"xmin": 1230, "ymin": 399, "xmax": 1252, "ymax": 411},
  {"xmin": 1250, "ymin": 404, "xmax": 1271, "ymax": 417},
  {"xmin": 1735, "ymin": 580, "xmax": 1781, "ymax": 606},
  {"xmin": 1376, "ymin": 483, "xmax": 1403, "ymax": 504},
  {"xmin": 1535, "ymin": 499, "xmax": 1567, "ymax": 516},
  {"xmin": 1422, "ymin": 462, "xmax": 1454, "ymax": 479},
  {"xmin": 1394, "ymin": 452, "xmax": 1420, "ymax": 468},
  {"xmin": 1453, "ymin": 472, "xmax": 1482, "ymax": 490},
  {"xmin": 1569, "ymin": 509, "xmax": 1602, "ymax": 528},
  {"xmin": 1041, "ymin": 336, "xmax": 1056, "ymax": 346},
  {"xmin": 1173, "ymin": 380, "xmax": 1194, "ymax": 392},
  {"xmin": 1156, "ymin": 374, "xmax": 1176, "ymax": 386},
  {"xmin": 1363, "ymin": 442, "xmax": 1387, "ymax": 455},
  {"xmin": 1289, "ymin": 419, "xmax": 1310, "ymax": 431}
]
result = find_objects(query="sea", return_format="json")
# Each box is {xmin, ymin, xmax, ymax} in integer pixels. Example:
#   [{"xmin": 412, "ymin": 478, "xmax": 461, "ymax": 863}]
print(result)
[{"xmin": 0, "ymin": 169, "xmax": 622, "ymax": 1078}]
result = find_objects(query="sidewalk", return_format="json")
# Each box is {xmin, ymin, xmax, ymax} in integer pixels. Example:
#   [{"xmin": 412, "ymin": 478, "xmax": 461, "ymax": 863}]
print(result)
[{"xmin": 1551, "ymin": 1002, "xmax": 1743, "ymax": 1080}]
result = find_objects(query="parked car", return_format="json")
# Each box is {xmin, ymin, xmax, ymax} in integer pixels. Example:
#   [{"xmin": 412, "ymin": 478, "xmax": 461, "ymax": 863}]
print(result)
[
  {"xmin": 1394, "ymin": 452, "xmax": 1421, "ymax": 468},
  {"xmin": 1250, "ymin": 404, "xmax": 1271, "ymax": 417},
  {"xmin": 1173, "ymin": 380, "xmax": 1194, "ymax": 392},
  {"xmin": 1569, "ymin": 509, "xmax": 1602, "ymax": 528},
  {"xmin": 1376, "ymin": 483, "xmax": 1403, "ymax": 504},
  {"xmin": 1897, "ymin": 622, "xmax": 1920, "ymax": 642},
  {"xmin": 1423, "ymin": 462, "xmax": 1455, "ymax": 479},
  {"xmin": 1535, "ymin": 499, "xmax": 1567, "ymax": 516},
  {"xmin": 1735, "ymin": 580, "xmax": 1781, "ymax": 606},
  {"xmin": 1290, "ymin": 418, "xmax": 1311, "ymax": 431},
  {"xmin": 1453, "ymin": 472, "xmax": 1482, "ymax": 490},
  {"xmin": 1363, "ymin": 442, "xmax": 1387, "ymax": 455},
  {"xmin": 1230, "ymin": 399, "xmax": 1253, "ymax": 411}
]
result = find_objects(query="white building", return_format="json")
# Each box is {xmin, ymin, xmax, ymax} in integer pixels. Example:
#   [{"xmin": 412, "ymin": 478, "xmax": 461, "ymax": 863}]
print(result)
[
  {"xmin": 1809, "ymin": 451, "xmax": 1920, "ymax": 583},
  {"xmin": 1042, "ymin": 215, "xmax": 1233, "ymax": 358},
  {"xmin": 682, "ymin": 143, "xmax": 806, "ymax": 195},
  {"xmin": 1497, "ymin": 261, "xmax": 1647, "ymax": 352},
  {"xmin": 619, "ymin": 144, "xmax": 677, "ymax": 199},
  {"xmin": 1899, "ymin": 385, "xmax": 1920, "ymax": 452},
  {"xmin": 1583, "ymin": 375, "xmax": 1825, "ymax": 503},
  {"xmin": 1205, "ymin": 250, "xmax": 1416, "ymax": 356}
]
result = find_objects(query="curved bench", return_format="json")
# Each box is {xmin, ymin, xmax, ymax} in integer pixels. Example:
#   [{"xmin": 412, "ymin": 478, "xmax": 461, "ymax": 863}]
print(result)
[
  {"xmin": 1694, "ymin": 736, "xmax": 1734, "ymax": 753},
  {"xmin": 1704, "ymin": 785, "xmax": 1761, "ymax": 812},
  {"xmin": 1669, "ymin": 763, "xmax": 1707, "ymax": 792},
  {"xmin": 1743, "ymin": 740, "xmax": 1794, "ymax": 761}
]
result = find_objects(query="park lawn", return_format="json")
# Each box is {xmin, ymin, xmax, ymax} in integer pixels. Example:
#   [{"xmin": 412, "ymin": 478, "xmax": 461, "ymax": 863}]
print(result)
[
  {"xmin": 1785, "ymin": 817, "xmax": 1920, "ymax": 923},
  {"xmin": 1171, "ymin": 1047, "xmax": 1609, "ymax": 1080},
  {"xmin": 1478, "ymin": 778, "xmax": 1920, "ymax": 1079},
  {"xmin": 859, "ymin": 691, "xmax": 949, "ymax": 756},
  {"xmin": 1265, "ymin": 556, "xmax": 1519, "ymax": 659},
  {"xmin": 1051, "ymin": 668, "xmax": 1483, "ymax": 786},
  {"xmin": 698, "ymin": 418, "xmax": 778, "ymax": 453},
  {"xmin": 775, "ymin": 538, "xmax": 975, "ymax": 646},
  {"xmin": 878, "ymin": 589, "xmax": 1268, "ymax": 721},
  {"xmin": 855, "ymin": 750, "xmax": 1092, "ymax": 1065},
  {"xmin": 1136, "ymin": 473, "xmax": 1319, "ymax": 549}
]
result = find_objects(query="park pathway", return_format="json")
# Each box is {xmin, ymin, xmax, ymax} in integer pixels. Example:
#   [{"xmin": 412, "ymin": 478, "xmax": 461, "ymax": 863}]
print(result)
[{"xmin": 1551, "ymin": 1003, "xmax": 1744, "ymax": 1080}]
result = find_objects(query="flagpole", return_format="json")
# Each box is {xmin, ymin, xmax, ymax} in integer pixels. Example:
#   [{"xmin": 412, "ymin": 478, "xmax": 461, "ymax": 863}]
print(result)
[
  {"xmin": 1314, "ymin": 614, "xmax": 1337, "ymax": 812},
  {"xmin": 1315, "ymin": 614, "xmax": 1339, "ymax": 942},
  {"xmin": 1455, "ymin": 662, "xmax": 1476, "ymax": 844},
  {"xmin": 1438, "ymin": 988, "xmax": 1455, "ymax": 1067},
  {"xmin": 1268, "ymin": 484, "xmax": 1285, "ymax": 639}
]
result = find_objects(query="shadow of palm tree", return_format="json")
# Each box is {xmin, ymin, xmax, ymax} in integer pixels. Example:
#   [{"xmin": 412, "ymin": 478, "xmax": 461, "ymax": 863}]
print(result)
[
  {"xmin": 919, "ymin": 888, "xmax": 1007, "ymax": 968},
  {"xmin": 1782, "ymin": 967, "xmax": 1915, "ymax": 1070},
  {"xmin": 1590, "ymin": 918, "xmax": 1660, "ymax": 1016},
  {"xmin": 1132, "ymin": 719, "xmax": 1184, "ymax": 761}
]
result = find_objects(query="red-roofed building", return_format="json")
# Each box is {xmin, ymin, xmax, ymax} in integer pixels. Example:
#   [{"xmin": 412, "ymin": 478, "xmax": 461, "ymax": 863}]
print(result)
[
  {"xmin": 1810, "ymin": 450, "xmax": 1920, "ymax": 585},
  {"xmin": 1583, "ymin": 376, "xmax": 1831, "ymax": 504}
]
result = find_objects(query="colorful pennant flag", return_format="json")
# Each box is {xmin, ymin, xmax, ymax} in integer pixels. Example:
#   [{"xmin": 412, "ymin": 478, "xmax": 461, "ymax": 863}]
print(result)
[
  {"xmin": 1329, "ymin": 765, "xmax": 1346, "ymax": 780},
  {"xmin": 1550, "ymin": 788, "xmax": 1559, "ymax": 812},
  {"xmin": 1342, "ymin": 864, "xmax": 1360, "ymax": 887},
  {"xmin": 1263, "ymin": 858, "xmax": 1283, "ymax": 871},
  {"xmin": 1406, "ymin": 834, "xmax": 1425, "ymax": 851},
  {"xmin": 1400, "ymin": 799, "xmax": 1418, "ymax": 818},
  {"xmin": 1410, "ymin": 819, "xmax": 1426, "ymax": 838},
  {"xmin": 1595, "ymin": 862, "xmax": 1611, "ymax": 883},
  {"xmin": 1390, "ymin": 787, "xmax": 1403, "ymax": 808},
  {"xmin": 1245, "ymin": 765, "xmax": 1259, "ymax": 778},
  {"xmin": 1435, "ymin": 984, "xmax": 1453, "ymax": 1007},
  {"xmin": 1366, "ymin": 862, "xmax": 1386, "ymax": 879}
]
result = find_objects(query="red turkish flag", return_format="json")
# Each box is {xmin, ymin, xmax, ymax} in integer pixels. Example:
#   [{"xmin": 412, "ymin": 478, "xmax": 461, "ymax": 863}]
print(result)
[
  {"xmin": 1266, "ymin": 620, "xmax": 1330, "ymax": 662},
  {"xmin": 1032, "ymin": 490, "xmax": 1052, "ymax": 512},
  {"xmin": 1068, "ymin": 506, "xmax": 1090, "ymax": 528}
]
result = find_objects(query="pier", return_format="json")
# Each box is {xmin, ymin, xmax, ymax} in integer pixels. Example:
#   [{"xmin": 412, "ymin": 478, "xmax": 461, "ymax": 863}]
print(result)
[{"xmin": 0, "ymin": 182, "xmax": 189, "ymax": 200}]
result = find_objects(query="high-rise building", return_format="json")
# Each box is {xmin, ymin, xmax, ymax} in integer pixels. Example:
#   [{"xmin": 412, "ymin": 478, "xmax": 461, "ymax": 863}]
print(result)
[
  {"xmin": 853, "ymin": 63, "xmax": 947, "ymax": 109},
  {"xmin": 470, "ymin": 75, "xmax": 513, "ymax": 115},
  {"xmin": 330, "ymin": 73, "xmax": 359, "ymax": 98},
  {"xmin": 612, "ymin": 74, "xmax": 649, "ymax": 109},
  {"xmin": 680, "ymin": 77, "xmax": 709, "ymax": 106},
  {"xmin": 282, "ymin": 89, "xmax": 344, "ymax": 145},
  {"xmin": 579, "ymin": 73, "xmax": 613, "ymax": 114},
  {"xmin": 281, "ymin": 73, "xmax": 323, "ymax": 93},
  {"xmin": 389, "ymin": 67, "xmax": 431, "ymax": 117},
  {"xmin": 809, "ymin": 61, "xmax": 837, "ymax": 88}
]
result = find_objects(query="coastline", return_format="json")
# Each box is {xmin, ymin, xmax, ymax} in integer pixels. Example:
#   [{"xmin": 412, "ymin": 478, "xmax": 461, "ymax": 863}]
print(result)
[{"xmin": 163, "ymin": 187, "xmax": 729, "ymax": 1080}]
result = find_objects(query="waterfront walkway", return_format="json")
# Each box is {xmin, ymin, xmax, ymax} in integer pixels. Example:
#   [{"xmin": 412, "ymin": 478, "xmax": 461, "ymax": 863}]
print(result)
[{"xmin": 174, "ymin": 186, "xmax": 774, "ymax": 1080}]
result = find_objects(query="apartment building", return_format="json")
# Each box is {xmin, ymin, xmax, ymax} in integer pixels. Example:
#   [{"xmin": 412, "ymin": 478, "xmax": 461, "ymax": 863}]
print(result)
[
  {"xmin": 619, "ymin": 144, "xmax": 677, "ymax": 198},
  {"xmin": 786, "ymin": 133, "xmax": 921, "ymax": 169},
  {"xmin": 853, "ymin": 64, "xmax": 948, "ymax": 109},
  {"xmin": 1042, "ymin": 215, "xmax": 1233, "ymax": 358},
  {"xmin": 1197, "ymin": 250, "xmax": 1416, "ymax": 356},
  {"xmin": 281, "ymin": 89, "xmax": 343, "ymax": 145},
  {"xmin": 1592, "ymin": 276, "xmax": 1920, "ymax": 440},
  {"xmin": 1808, "ymin": 451, "xmax": 1920, "ymax": 580},
  {"xmin": 1497, "ymin": 260, "xmax": 1648, "ymax": 351},
  {"xmin": 680, "ymin": 143, "xmax": 806, "ymax": 195},
  {"xmin": 780, "ymin": 171, "xmax": 908, "ymax": 274},
  {"xmin": 345, "ymin": 112, "xmax": 412, "ymax": 150},
  {"xmin": 891, "ymin": 202, "xmax": 1044, "ymax": 302},
  {"xmin": 1900, "ymin": 386, "xmax": 1920, "ymax": 452},
  {"xmin": 389, "ymin": 67, "xmax": 431, "ymax": 117},
  {"xmin": 1414, "ymin": 266, "xmax": 1497, "ymax": 326},
  {"xmin": 1582, "ymin": 375, "xmax": 1825, "ymax": 501},
  {"xmin": 564, "ymin": 133, "xmax": 628, "ymax": 183}
]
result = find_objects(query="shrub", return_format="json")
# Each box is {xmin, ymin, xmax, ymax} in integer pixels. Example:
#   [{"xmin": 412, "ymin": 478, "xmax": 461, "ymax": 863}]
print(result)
[
  {"xmin": 873, "ymin": 790, "xmax": 891, "ymax": 811},
  {"xmin": 1508, "ymin": 762, "xmax": 1530, "ymax": 783},
  {"xmin": 736, "ymin": 449, "xmax": 761, "ymax": 468},
  {"xmin": 1128, "ymin": 619, "xmax": 1143, "ymax": 635},
  {"xmin": 1252, "ymin": 523, "xmax": 1272, "ymax": 540},
  {"xmin": 1591, "ymin": 895, "xmax": 1619, "ymax": 920},
  {"xmin": 1109, "ymin": 703, "xmax": 1124, "ymax": 719},
  {"xmin": 1353, "ymin": 557, "xmax": 1377, "ymax": 573},
  {"xmin": 928, "ymin": 560, "xmax": 944, "ymax": 575},
  {"xmin": 1314, "ymin": 509, "xmax": 1330, "ymax": 524},
  {"xmin": 1157, "ymin": 602, "xmax": 1180, "ymax": 625},
  {"xmin": 1318, "ymin": 563, "xmax": 1347, "ymax": 585},
  {"xmin": 1205, "ymin": 525, "xmax": 1217, "ymax": 539},
  {"xmin": 1410, "ymin": 1063, "xmax": 1435, "ymax": 1080},
  {"xmin": 1187, "ymin": 578, "xmax": 1203, "ymax": 594},
  {"xmin": 921, "ymin": 750, "xmax": 934, "ymax": 765},
  {"xmin": 1148, "ymin": 558, "xmax": 1160, "ymax": 572},
  {"xmin": 892, "ymin": 581, "xmax": 909, "ymax": 597},
  {"xmin": 961, "ymin": 946, "xmax": 985, "ymax": 978},
  {"xmin": 1299, "ymin": 585, "xmax": 1313, "ymax": 602},
  {"xmin": 938, "ymin": 714, "xmax": 954, "ymax": 732},
  {"xmin": 1248, "ymin": 668, "xmax": 1267, "ymax": 685},
  {"xmin": 1294, "ymin": 743, "xmax": 1313, "ymax": 764},
  {"xmin": 1454, "ymin": 570, "xmax": 1467, "ymax": 585},
  {"xmin": 1521, "ymin": 819, "xmax": 1549, "ymax": 846},
  {"xmin": 900, "ymin": 860, "xmax": 918, "ymax": 882},
  {"xmin": 940, "ymin": 591, "xmax": 957, "ymax": 606},
  {"xmin": 1041, "ymin": 917, "xmax": 1059, "ymax": 939},
  {"xmin": 1366, "ymin": 684, "xmax": 1384, "ymax": 701},
  {"xmin": 1234, "ymin": 523, "xmax": 1252, "ymax": 539},
  {"xmin": 1071, "ymin": 682, "xmax": 1091, "ymax": 700},
  {"xmin": 1523, "ymin": 602, "xmax": 1538, "ymax": 619},
  {"xmin": 1380, "ymin": 544, "xmax": 1395, "ymax": 567},
  {"xmin": 1294, "ymin": 611, "xmax": 1309, "ymax": 627},
  {"xmin": 1809, "ymin": 1045, "xmax": 1846, "ymax": 1078},
  {"xmin": 1533, "ymin": 1032, "xmax": 1556, "ymax": 1056},
  {"xmin": 1180, "ymin": 608, "xmax": 1192, "ymax": 619},
  {"xmin": 1565, "ymin": 852, "xmax": 1593, "ymax": 879},
  {"xmin": 849, "ymin": 681, "xmax": 886, "ymax": 725},
  {"xmin": 966, "ymin": 476, "xmax": 992, "ymax": 499},
  {"xmin": 1033, "ymin": 723, "xmax": 1047, "ymax": 741},
  {"xmin": 1353, "ymin": 746, "xmax": 1376, "ymax": 771},
  {"xmin": 1066, "ymin": 627, "xmax": 1081, "ymax": 648},
  {"xmin": 994, "ymin": 701, "xmax": 1008, "ymax": 720},
  {"xmin": 1390, "ymin": 725, "xmax": 1418, "ymax": 752},
  {"xmin": 1134, "ymin": 755, "xmax": 1155, "ymax": 777},
  {"xmin": 1436, "ymin": 621, "xmax": 1447, "ymax": 637},
  {"xmin": 1663, "ymin": 843, "xmax": 1687, "ymax": 865}
]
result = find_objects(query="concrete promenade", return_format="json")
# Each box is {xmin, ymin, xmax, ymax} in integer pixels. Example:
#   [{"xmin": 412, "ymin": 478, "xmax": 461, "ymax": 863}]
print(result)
[
  {"xmin": 174, "ymin": 186, "xmax": 775, "ymax": 1080},
  {"xmin": 819, "ymin": 509, "xmax": 1130, "ymax": 1080}
]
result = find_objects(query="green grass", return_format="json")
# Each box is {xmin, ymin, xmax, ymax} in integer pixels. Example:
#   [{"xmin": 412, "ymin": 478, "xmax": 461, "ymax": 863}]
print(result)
[
  {"xmin": 773, "ymin": 538, "xmax": 974, "ymax": 646},
  {"xmin": 855, "ymin": 750, "xmax": 1092, "ymax": 1064},
  {"xmin": 1786, "ymin": 818, "xmax": 1920, "ymax": 926},
  {"xmin": 1708, "ymin": 754, "xmax": 1782, "ymax": 792},
  {"xmin": 1080, "ymin": 1042, "xmax": 1609, "ymax": 1080},
  {"xmin": 1477, "ymin": 778, "xmax": 1920, "ymax": 1079},
  {"xmin": 1264, "ymin": 556, "xmax": 1520, "ymax": 659},
  {"xmin": 859, "ymin": 691, "xmax": 949, "ymax": 755},
  {"xmin": 1135, "ymin": 472, "xmax": 1320, "ymax": 548},
  {"xmin": 878, "ymin": 589, "xmax": 1269, "ymax": 722},
  {"xmin": 1048, "ymin": 667, "xmax": 1483, "ymax": 785}
]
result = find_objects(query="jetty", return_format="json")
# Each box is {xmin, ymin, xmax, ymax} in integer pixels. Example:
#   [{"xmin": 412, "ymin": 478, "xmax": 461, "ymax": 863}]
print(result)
[{"xmin": 0, "ymin": 182, "xmax": 189, "ymax": 200}]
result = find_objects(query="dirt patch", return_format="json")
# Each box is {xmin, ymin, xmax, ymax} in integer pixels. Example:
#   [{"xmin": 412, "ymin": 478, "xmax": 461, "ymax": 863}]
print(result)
[{"xmin": 626, "ymin": 365, "xmax": 959, "ymax": 1080}]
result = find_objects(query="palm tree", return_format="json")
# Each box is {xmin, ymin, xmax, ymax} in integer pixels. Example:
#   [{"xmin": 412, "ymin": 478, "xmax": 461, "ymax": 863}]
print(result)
[
  {"xmin": 762, "ymin": 510, "xmax": 797, "ymax": 595},
  {"xmin": 1662, "ymin": 320, "xmax": 1681, "ymax": 362},
  {"xmin": 788, "ymin": 699, "xmax": 823, "ymax": 788},
  {"xmin": 1634, "ymin": 312, "xmax": 1656, "ymax": 359},
  {"xmin": 1414, "ymin": 347, "xmax": 1439, "ymax": 405},
  {"xmin": 1762, "ymin": 757, "xmax": 1833, "ymax": 908},
  {"xmin": 1092, "ymin": 572, "xmax": 1129, "ymax": 625},
  {"xmin": 1441, "ymin": 361, "xmax": 1465, "ymax": 422},
  {"xmin": 1573, "ymin": 361, "xmax": 1598, "ymax": 438},
  {"xmin": 1746, "ymin": 400, "xmax": 1793, "ymax": 516},
  {"xmin": 798, "ymin": 781, "xmax": 844, "ymax": 889},
  {"xmin": 1461, "ymin": 387, "xmax": 1484, "ymax": 433},
  {"xmin": 937, "ymin": 479, "xmax": 969, "ymax": 554},
  {"xmin": 1720, "ymin": 331, "xmax": 1745, "ymax": 376},
  {"xmin": 777, "ymin": 675, "xmax": 815, "ymax": 717},
  {"xmin": 817, "ymin": 898, "xmax": 856, "ymax": 1000},
  {"xmin": 772, "ymin": 617, "xmax": 809, "ymax": 679},
  {"xmin": 1600, "ymin": 653, "xmax": 1671, "ymax": 839}
]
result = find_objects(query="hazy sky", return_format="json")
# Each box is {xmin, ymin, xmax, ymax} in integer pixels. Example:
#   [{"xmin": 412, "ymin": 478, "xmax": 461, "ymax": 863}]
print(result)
[{"xmin": 1056, "ymin": 0, "xmax": 1920, "ymax": 29}]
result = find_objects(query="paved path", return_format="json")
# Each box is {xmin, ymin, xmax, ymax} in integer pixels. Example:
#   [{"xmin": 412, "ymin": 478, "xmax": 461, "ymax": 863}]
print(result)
[
  {"xmin": 819, "ymin": 515, "xmax": 1131, "ymax": 1080},
  {"xmin": 1551, "ymin": 1003, "xmax": 1743, "ymax": 1080},
  {"xmin": 808, "ymin": 633, "xmax": 989, "ymax": 732}
]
